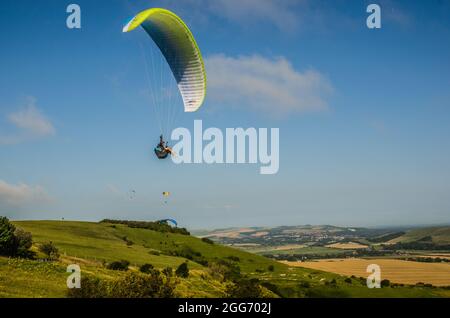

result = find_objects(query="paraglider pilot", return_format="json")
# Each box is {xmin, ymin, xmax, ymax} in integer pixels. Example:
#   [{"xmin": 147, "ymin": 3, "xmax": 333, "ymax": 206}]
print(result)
[{"xmin": 154, "ymin": 135, "xmax": 173, "ymax": 159}]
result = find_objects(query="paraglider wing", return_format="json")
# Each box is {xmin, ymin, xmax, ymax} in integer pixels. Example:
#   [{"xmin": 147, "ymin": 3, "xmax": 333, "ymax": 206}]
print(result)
[{"xmin": 123, "ymin": 8, "xmax": 206, "ymax": 112}]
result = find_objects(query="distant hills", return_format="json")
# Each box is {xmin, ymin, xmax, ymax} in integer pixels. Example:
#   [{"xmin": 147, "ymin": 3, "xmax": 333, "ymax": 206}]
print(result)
[{"xmin": 194, "ymin": 224, "xmax": 450, "ymax": 249}]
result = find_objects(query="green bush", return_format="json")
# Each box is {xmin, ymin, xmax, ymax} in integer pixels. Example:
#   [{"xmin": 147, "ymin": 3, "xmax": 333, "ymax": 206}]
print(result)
[
  {"xmin": 140, "ymin": 263, "xmax": 154, "ymax": 274},
  {"xmin": 226, "ymin": 278, "xmax": 263, "ymax": 298},
  {"xmin": 39, "ymin": 241, "xmax": 60, "ymax": 260},
  {"xmin": 109, "ymin": 272, "xmax": 175, "ymax": 298},
  {"xmin": 216, "ymin": 260, "xmax": 241, "ymax": 281},
  {"xmin": 268, "ymin": 265, "xmax": 275, "ymax": 272},
  {"xmin": 162, "ymin": 267, "xmax": 173, "ymax": 277},
  {"xmin": 67, "ymin": 276, "xmax": 108, "ymax": 298},
  {"xmin": 175, "ymin": 262, "xmax": 189, "ymax": 278},
  {"xmin": 381, "ymin": 279, "xmax": 391, "ymax": 288},
  {"xmin": 14, "ymin": 228, "xmax": 33, "ymax": 257},
  {"xmin": 67, "ymin": 272, "xmax": 177, "ymax": 298},
  {"xmin": 344, "ymin": 277, "xmax": 352, "ymax": 284},
  {"xmin": 201, "ymin": 237, "xmax": 214, "ymax": 244},
  {"xmin": 107, "ymin": 260, "xmax": 130, "ymax": 271}
]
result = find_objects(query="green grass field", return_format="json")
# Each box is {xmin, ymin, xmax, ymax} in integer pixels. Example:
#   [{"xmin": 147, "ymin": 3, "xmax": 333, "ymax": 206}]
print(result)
[{"xmin": 0, "ymin": 220, "xmax": 448, "ymax": 298}]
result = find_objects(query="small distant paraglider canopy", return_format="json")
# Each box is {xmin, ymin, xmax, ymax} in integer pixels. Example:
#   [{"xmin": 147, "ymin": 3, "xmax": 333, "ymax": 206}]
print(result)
[
  {"xmin": 158, "ymin": 219, "xmax": 178, "ymax": 227},
  {"xmin": 162, "ymin": 191, "xmax": 170, "ymax": 204}
]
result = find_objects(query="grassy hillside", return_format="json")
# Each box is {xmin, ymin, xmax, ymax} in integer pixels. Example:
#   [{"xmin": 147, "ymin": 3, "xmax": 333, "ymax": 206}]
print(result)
[
  {"xmin": 12, "ymin": 220, "xmax": 277, "ymax": 272},
  {"xmin": 1, "ymin": 220, "xmax": 448, "ymax": 298},
  {"xmin": 389, "ymin": 227, "xmax": 450, "ymax": 245}
]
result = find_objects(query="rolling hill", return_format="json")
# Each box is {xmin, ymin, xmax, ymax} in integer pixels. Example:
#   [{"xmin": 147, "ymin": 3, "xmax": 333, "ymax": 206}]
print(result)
[
  {"xmin": 1, "ymin": 220, "xmax": 449, "ymax": 298},
  {"xmin": 388, "ymin": 227, "xmax": 450, "ymax": 245}
]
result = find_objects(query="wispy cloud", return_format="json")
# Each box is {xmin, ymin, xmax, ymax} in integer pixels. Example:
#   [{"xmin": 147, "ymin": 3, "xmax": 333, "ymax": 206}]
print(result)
[
  {"xmin": 0, "ymin": 180, "xmax": 51, "ymax": 206},
  {"xmin": 0, "ymin": 97, "xmax": 55, "ymax": 145},
  {"xmin": 205, "ymin": 54, "xmax": 333, "ymax": 116}
]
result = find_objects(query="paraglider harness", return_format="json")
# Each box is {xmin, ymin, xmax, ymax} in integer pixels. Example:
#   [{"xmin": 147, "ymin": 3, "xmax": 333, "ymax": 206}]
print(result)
[{"xmin": 154, "ymin": 135, "xmax": 170, "ymax": 159}]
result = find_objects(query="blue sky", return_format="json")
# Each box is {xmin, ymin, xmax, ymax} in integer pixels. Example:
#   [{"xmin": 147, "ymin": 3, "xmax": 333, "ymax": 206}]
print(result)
[{"xmin": 0, "ymin": 0, "xmax": 449, "ymax": 229}]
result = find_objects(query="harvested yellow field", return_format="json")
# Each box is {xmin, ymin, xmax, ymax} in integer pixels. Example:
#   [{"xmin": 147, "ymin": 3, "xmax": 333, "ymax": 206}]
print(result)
[
  {"xmin": 283, "ymin": 258, "xmax": 450, "ymax": 286},
  {"xmin": 326, "ymin": 242, "xmax": 368, "ymax": 249}
]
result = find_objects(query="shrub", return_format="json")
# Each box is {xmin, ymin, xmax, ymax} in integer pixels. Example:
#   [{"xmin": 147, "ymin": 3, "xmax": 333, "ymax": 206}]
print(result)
[
  {"xmin": 344, "ymin": 277, "xmax": 352, "ymax": 284},
  {"xmin": 122, "ymin": 236, "xmax": 134, "ymax": 246},
  {"xmin": 268, "ymin": 265, "xmax": 275, "ymax": 272},
  {"xmin": 381, "ymin": 279, "xmax": 390, "ymax": 288},
  {"xmin": 201, "ymin": 237, "xmax": 214, "ymax": 244},
  {"xmin": 67, "ymin": 276, "xmax": 108, "ymax": 298},
  {"xmin": 68, "ymin": 272, "xmax": 177, "ymax": 298},
  {"xmin": 217, "ymin": 260, "xmax": 241, "ymax": 281},
  {"xmin": 109, "ymin": 272, "xmax": 175, "ymax": 298},
  {"xmin": 299, "ymin": 281, "xmax": 311, "ymax": 288},
  {"xmin": 226, "ymin": 278, "xmax": 263, "ymax": 298},
  {"xmin": 140, "ymin": 263, "xmax": 155, "ymax": 274},
  {"xmin": 14, "ymin": 228, "xmax": 34, "ymax": 258},
  {"xmin": 175, "ymin": 262, "xmax": 189, "ymax": 278},
  {"xmin": 162, "ymin": 267, "xmax": 173, "ymax": 277},
  {"xmin": 107, "ymin": 260, "xmax": 130, "ymax": 271},
  {"xmin": 39, "ymin": 241, "xmax": 60, "ymax": 260},
  {"xmin": 226, "ymin": 255, "xmax": 240, "ymax": 262},
  {"xmin": 208, "ymin": 262, "xmax": 229, "ymax": 281}
]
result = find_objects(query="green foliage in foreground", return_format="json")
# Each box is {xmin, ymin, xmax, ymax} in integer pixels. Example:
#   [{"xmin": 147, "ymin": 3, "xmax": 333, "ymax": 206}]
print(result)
[{"xmin": 67, "ymin": 271, "xmax": 176, "ymax": 298}]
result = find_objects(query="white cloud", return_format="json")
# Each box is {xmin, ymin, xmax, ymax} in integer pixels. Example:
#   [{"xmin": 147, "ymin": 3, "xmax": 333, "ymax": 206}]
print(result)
[
  {"xmin": 205, "ymin": 54, "xmax": 333, "ymax": 116},
  {"xmin": 0, "ymin": 180, "xmax": 50, "ymax": 206},
  {"xmin": 0, "ymin": 97, "xmax": 55, "ymax": 145}
]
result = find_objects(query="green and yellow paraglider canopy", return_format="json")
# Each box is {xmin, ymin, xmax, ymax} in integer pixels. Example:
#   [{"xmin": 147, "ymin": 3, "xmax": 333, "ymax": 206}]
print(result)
[{"xmin": 123, "ymin": 8, "xmax": 206, "ymax": 113}]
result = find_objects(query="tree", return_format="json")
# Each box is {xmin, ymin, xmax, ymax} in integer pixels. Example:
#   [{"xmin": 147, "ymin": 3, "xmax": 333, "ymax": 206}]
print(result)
[
  {"xmin": 175, "ymin": 262, "xmax": 189, "ymax": 278},
  {"xmin": 0, "ymin": 217, "xmax": 17, "ymax": 256},
  {"xmin": 39, "ymin": 241, "xmax": 60, "ymax": 260},
  {"xmin": 14, "ymin": 228, "xmax": 33, "ymax": 258}
]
